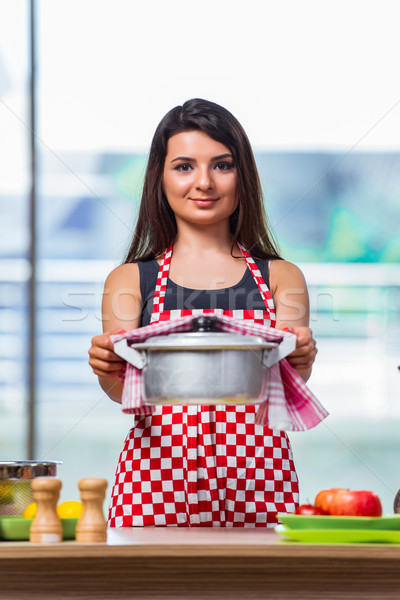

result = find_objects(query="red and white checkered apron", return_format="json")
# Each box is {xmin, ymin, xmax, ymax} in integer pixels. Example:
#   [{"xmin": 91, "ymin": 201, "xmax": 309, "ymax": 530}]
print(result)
[{"xmin": 108, "ymin": 243, "xmax": 299, "ymax": 527}]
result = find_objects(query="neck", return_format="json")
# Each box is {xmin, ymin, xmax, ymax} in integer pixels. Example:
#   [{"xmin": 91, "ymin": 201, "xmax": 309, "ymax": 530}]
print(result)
[{"xmin": 173, "ymin": 221, "xmax": 237, "ymax": 256}]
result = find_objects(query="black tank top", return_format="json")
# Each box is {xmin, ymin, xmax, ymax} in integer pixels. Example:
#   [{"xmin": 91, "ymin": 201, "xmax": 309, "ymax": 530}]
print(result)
[{"xmin": 137, "ymin": 258, "xmax": 273, "ymax": 327}]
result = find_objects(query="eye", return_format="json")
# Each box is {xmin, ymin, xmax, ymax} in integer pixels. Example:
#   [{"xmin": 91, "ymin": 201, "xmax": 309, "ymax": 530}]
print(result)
[
  {"xmin": 174, "ymin": 163, "xmax": 193, "ymax": 172},
  {"xmin": 214, "ymin": 161, "xmax": 234, "ymax": 171}
]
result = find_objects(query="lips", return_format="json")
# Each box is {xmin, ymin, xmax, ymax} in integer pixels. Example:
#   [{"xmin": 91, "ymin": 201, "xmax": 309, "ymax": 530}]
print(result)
[
  {"xmin": 190, "ymin": 197, "xmax": 219, "ymax": 207},
  {"xmin": 191, "ymin": 198, "xmax": 219, "ymax": 202}
]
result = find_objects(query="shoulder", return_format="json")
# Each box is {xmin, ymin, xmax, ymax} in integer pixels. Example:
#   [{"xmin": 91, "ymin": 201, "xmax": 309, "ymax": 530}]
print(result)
[
  {"xmin": 102, "ymin": 263, "xmax": 142, "ymax": 331},
  {"xmin": 269, "ymin": 259, "xmax": 307, "ymax": 294},
  {"xmin": 104, "ymin": 263, "xmax": 141, "ymax": 293}
]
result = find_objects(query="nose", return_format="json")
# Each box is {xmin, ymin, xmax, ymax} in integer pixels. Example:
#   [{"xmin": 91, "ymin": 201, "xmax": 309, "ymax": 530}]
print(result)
[{"xmin": 195, "ymin": 166, "xmax": 214, "ymax": 190}]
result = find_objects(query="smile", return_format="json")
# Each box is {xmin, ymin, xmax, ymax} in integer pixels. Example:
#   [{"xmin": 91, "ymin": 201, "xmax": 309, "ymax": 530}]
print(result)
[{"xmin": 190, "ymin": 197, "xmax": 219, "ymax": 206}]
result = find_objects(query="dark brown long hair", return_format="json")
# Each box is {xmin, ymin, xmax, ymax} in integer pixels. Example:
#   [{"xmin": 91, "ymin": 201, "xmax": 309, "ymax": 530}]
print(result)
[{"xmin": 125, "ymin": 98, "xmax": 281, "ymax": 262}]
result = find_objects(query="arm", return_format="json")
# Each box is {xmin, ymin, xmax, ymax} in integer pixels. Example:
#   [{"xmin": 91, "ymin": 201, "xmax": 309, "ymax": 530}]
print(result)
[
  {"xmin": 88, "ymin": 263, "xmax": 142, "ymax": 403},
  {"xmin": 269, "ymin": 260, "xmax": 317, "ymax": 382}
]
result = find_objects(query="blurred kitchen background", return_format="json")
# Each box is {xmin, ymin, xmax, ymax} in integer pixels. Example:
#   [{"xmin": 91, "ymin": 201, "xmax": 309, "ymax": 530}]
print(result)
[{"xmin": 1, "ymin": 1, "xmax": 399, "ymax": 512}]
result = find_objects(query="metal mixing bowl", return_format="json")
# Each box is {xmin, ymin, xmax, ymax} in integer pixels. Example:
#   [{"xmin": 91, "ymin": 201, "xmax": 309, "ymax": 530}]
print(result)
[{"xmin": 0, "ymin": 461, "xmax": 61, "ymax": 516}]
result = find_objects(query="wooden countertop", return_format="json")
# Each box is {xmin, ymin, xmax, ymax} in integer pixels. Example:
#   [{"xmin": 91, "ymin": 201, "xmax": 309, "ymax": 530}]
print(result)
[
  {"xmin": 2, "ymin": 525, "xmax": 400, "ymax": 558},
  {"xmin": 2, "ymin": 528, "xmax": 400, "ymax": 599}
]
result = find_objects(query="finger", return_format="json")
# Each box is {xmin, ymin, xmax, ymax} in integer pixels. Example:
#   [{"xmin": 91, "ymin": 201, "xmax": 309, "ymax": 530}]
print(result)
[
  {"xmin": 287, "ymin": 343, "xmax": 317, "ymax": 361},
  {"xmin": 89, "ymin": 356, "xmax": 125, "ymax": 373},
  {"xmin": 289, "ymin": 343, "xmax": 316, "ymax": 359},
  {"xmin": 287, "ymin": 354, "xmax": 311, "ymax": 365},
  {"xmin": 295, "ymin": 336, "xmax": 317, "ymax": 353},
  {"xmin": 88, "ymin": 345, "xmax": 124, "ymax": 362},
  {"xmin": 88, "ymin": 353, "xmax": 123, "ymax": 367},
  {"xmin": 291, "ymin": 326, "xmax": 313, "ymax": 341},
  {"xmin": 90, "ymin": 334, "xmax": 115, "ymax": 351},
  {"xmin": 89, "ymin": 360, "xmax": 125, "ymax": 373},
  {"xmin": 91, "ymin": 366, "xmax": 124, "ymax": 378},
  {"xmin": 290, "ymin": 344, "xmax": 318, "ymax": 360},
  {"xmin": 90, "ymin": 367, "xmax": 123, "ymax": 379},
  {"xmin": 286, "ymin": 356, "xmax": 315, "ymax": 370},
  {"xmin": 287, "ymin": 356, "xmax": 315, "ymax": 368},
  {"xmin": 295, "ymin": 333, "xmax": 313, "ymax": 348},
  {"xmin": 291, "ymin": 363, "xmax": 315, "ymax": 373},
  {"xmin": 91, "ymin": 329, "xmax": 127, "ymax": 352},
  {"xmin": 287, "ymin": 349, "xmax": 317, "ymax": 368}
]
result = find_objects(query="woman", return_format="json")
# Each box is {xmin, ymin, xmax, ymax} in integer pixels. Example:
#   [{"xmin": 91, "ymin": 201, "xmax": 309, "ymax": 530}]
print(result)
[{"xmin": 89, "ymin": 98, "xmax": 317, "ymax": 527}]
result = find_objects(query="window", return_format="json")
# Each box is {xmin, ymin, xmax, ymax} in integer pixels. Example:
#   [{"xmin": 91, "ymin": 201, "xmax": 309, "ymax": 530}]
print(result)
[{"xmin": 1, "ymin": 0, "xmax": 399, "ymax": 512}]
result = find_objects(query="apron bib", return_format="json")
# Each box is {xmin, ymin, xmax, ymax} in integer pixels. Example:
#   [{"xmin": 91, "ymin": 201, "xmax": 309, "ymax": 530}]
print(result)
[{"xmin": 108, "ymin": 243, "xmax": 299, "ymax": 527}]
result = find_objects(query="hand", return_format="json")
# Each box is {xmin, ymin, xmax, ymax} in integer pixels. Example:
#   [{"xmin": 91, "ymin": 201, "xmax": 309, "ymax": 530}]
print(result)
[
  {"xmin": 277, "ymin": 324, "xmax": 318, "ymax": 372},
  {"xmin": 88, "ymin": 329, "xmax": 127, "ymax": 379}
]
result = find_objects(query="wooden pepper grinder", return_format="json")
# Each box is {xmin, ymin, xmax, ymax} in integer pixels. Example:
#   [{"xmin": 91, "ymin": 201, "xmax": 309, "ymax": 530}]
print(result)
[
  {"xmin": 30, "ymin": 477, "xmax": 62, "ymax": 543},
  {"xmin": 76, "ymin": 478, "xmax": 108, "ymax": 543}
]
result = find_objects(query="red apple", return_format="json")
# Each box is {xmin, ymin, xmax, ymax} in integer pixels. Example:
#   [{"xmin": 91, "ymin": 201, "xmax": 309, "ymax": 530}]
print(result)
[
  {"xmin": 314, "ymin": 488, "xmax": 347, "ymax": 513},
  {"xmin": 329, "ymin": 489, "xmax": 382, "ymax": 517},
  {"xmin": 295, "ymin": 504, "xmax": 329, "ymax": 516}
]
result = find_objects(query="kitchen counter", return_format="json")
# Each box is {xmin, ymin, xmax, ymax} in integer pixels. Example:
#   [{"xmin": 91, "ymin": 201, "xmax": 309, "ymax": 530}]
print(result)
[{"xmin": 1, "ymin": 527, "xmax": 400, "ymax": 599}]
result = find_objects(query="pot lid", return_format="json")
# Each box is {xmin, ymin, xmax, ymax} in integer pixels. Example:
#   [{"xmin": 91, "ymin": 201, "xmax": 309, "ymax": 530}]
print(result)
[
  {"xmin": 130, "ymin": 331, "xmax": 280, "ymax": 351},
  {"xmin": 127, "ymin": 317, "xmax": 282, "ymax": 351}
]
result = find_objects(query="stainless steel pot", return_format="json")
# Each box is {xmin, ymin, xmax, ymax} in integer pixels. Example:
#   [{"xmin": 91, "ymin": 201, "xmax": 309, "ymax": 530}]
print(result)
[
  {"xmin": 114, "ymin": 316, "xmax": 283, "ymax": 405},
  {"xmin": 0, "ymin": 461, "xmax": 61, "ymax": 516}
]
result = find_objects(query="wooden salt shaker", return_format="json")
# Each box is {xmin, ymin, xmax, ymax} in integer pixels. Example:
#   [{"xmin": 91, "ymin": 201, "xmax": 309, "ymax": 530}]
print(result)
[
  {"xmin": 76, "ymin": 478, "xmax": 108, "ymax": 543},
  {"xmin": 30, "ymin": 477, "xmax": 62, "ymax": 543}
]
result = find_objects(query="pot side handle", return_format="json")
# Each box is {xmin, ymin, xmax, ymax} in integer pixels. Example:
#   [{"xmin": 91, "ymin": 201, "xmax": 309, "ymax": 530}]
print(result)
[
  {"xmin": 113, "ymin": 339, "xmax": 147, "ymax": 370},
  {"xmin": 262, "ymin": 334, "xmax": 297, "ymax": 367}
]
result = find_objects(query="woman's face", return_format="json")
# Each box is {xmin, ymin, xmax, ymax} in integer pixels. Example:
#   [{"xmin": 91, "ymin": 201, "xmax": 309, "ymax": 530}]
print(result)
[{"xmin": 162, "ymin": 130, "xmax": 238, "ymax": 229}]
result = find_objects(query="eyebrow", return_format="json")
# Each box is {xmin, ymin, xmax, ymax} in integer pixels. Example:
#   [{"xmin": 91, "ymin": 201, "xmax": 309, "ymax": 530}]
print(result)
[{"xmin": 170, "ymin": 153, "xmax": 233, "ymax": 163}]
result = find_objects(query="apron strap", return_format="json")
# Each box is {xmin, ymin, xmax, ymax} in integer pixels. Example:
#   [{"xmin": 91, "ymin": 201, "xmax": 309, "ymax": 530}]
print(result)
[
  {"xmin": 151, "ymin": 242, "xmax": 275, "ymax": 324},
  {"xmin": 236, "ymin": 242, "xmax": 276, "ymax": 320},
  {"xmin": 151, "ymin": 243, "xmax": 173, "ymax": 323}
]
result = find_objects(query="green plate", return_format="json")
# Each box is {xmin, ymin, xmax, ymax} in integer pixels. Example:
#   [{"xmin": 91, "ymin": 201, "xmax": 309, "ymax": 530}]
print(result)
[
  {"xmin": 0, "ymin": 516, "xmax": 78, "ymax": 541},
  {"xmin": 275, "ymin": 524, "xmax": 400, "ymax": 544},
  {"xmin": 277, "ymin": 513, "xmax": 400, "ymax": 531}
]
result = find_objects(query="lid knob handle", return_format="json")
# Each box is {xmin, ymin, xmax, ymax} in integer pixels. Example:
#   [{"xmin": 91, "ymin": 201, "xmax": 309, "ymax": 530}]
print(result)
[{"xmin": 192, "ymin": 316, "xmax": 217, "ymax": 332}]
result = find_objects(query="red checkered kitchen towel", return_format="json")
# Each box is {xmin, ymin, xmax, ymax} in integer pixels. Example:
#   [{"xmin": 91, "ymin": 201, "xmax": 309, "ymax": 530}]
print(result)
[{"xmin": 111, "ymin": 314, "xmax": 328, "ymax": 432}]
